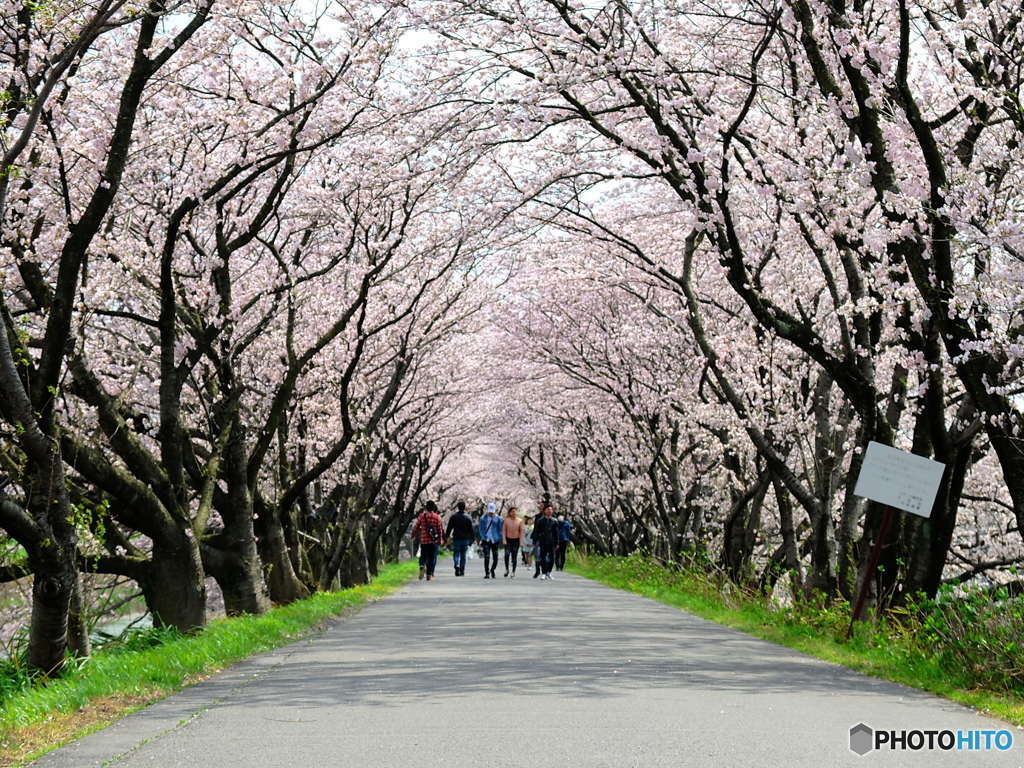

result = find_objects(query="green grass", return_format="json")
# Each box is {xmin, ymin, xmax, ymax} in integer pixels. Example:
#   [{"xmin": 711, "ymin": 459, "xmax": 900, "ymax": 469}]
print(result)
[
  {"xmin": 568, "ymin": 551, "xmax": 1024, "ymax": 726},
  {"xmin": 0, "ymin": 560, "xmax": 417, "ymax": 765}
]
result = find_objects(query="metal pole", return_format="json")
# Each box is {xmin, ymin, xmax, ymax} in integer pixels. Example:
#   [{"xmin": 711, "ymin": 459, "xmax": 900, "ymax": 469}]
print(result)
[{"xmin": 847, "ymin": 504, "xmax": 895, "ymax": 640}]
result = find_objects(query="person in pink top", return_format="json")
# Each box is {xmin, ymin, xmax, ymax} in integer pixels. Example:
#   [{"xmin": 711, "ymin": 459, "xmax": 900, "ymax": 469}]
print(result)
[{"xmin": 502, "ymin": 507, "xmax": 525, "ymax": 578}]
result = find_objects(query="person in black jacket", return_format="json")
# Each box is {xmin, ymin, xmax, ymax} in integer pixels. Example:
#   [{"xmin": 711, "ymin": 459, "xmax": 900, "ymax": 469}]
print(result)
[
  {"xmin": 531, "ymin": 502, "xmax": 560, "ymax": 580},
  {"xmin": 445, "ymin": 501, "xmax": 475, "ymax": 577}
]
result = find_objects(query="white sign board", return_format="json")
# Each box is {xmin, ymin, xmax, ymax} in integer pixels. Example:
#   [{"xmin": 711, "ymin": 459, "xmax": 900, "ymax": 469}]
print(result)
[{"xmin": 852, "ymin": 441, "xmax": 946, "ymax": 518}]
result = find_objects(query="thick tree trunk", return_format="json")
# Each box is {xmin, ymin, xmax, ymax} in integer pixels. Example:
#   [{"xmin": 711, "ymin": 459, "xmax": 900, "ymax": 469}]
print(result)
[
  {"xmin": 26, "ymin": 567, "xmax": 75, "ymax": 674},
  {"xmin": 210, "ymin": 418, "xmax": 271, "ymax": 616},
  {"xmin": 207, "ymin": 550, "xmax": 270, "ymax": 616},
  {"xmin": 22, "ymin": 494, "xmax": 83, "ymax": 673},
  {"xmin": 896, "ymin": 441, "xmax": 974, "ymax": 603},
  {"xmin": 144, "ymin": 533, "xmax": 207, "ymax": 632},
  {"xmin": 256, "ymin": 498, "xmax": 309, "ymax": 605}
]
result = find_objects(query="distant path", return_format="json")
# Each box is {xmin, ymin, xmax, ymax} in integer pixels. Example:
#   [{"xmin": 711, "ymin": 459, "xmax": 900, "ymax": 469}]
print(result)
[{"xmin": 30, "ymin": 557, "xmax": 1020, "ymax": 767}]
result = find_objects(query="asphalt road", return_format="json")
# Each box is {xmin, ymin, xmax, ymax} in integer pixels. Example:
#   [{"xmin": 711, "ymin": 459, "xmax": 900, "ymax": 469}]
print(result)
[{"xmin": 29, "ymin": 556, "xmax": 1022, "ymax": 767}]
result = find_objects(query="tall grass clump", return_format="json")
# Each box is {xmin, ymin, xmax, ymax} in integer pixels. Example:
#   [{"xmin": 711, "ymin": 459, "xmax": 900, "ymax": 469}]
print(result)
[{"xmin": 0, "ymin": 656, "xmax": 34, "ymax": 704}]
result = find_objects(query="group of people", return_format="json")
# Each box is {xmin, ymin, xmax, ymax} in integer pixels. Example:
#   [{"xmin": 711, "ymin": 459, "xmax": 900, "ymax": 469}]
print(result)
[{"xmin": 410, "ymin": 500, "xmax": 573, "ymax": 582}]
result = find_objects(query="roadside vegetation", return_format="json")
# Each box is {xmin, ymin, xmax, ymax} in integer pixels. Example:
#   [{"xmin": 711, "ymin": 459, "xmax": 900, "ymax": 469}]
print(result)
[
  {"xmin": 0, "ymin": 561, "xmax": 417, "ymax": 767},
  {"xmin": 569, "ymin": 551, "xmax": 1024, "ymax": 726}
]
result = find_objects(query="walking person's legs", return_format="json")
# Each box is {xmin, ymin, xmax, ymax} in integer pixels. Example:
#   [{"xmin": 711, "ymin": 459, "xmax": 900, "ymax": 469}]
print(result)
[
  {"xmin": 423, "ymin": 543, "xmax": 439, "ymax": 579},
  {"xmin": 452, "ymin": 540, "xmax": 468, "ymax": 575},
  {"xmin": 482, "ymin": 542, "xmax": 498, "ymax": 577},
  {"xmin": 540, "ymin": 544, "xmax": 554, "ymax": 577},
  {"xmin": 504, "ymin": 539, "xmax": 520, "ymax": 577}
]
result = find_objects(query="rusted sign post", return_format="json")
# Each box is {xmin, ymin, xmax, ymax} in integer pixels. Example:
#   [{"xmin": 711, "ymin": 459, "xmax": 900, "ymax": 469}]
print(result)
[{"xmin": 847, "ymin": 442, "xmax": 946, "ymax": 638}]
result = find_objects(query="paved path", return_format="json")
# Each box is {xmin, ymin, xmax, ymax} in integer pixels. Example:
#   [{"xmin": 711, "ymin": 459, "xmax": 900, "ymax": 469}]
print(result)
[{"xmin": 30, "ymin": 558, "xmax": 1021, "ymax": 767}]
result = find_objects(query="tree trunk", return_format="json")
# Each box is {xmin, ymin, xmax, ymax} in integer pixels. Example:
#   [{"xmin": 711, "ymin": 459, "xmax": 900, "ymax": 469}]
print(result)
[
  {"xmin": 721, "ymin": 473, "xmax": 769, "ymax": 584},
  {"xmin": 321, "ymin": 512, "xmax": 357, "ymax": 592},
  {"xmin": 767, "ymin": 477, "xmax": 803, "ymax": 593},
  {"xmin": 340, "ymin": 528, "xmax": 371, "ymax": 589},
  {"xmin": 206, "ymin": 548, "xmax": 270, "ymax": 617},
  {"xmin": 66, "ymin": 574, "xmax": 91, "ymax": 658},
  {"xmin": 144, "ymin": 533, "xmax": 207, "ymax": 632},
  {"xmin": 26, "ymin": 567, "xmax": 75, "ymax": 674},
  {"xmin": 210, "ymin": 418, "xmax": 271, "ymax": 616},
  {"xmin": 255, "ymin": 497, "xmax": 309, "ymax": 605}
]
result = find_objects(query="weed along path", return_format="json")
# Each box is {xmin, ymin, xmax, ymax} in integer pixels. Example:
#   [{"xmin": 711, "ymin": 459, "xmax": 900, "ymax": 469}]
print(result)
[{"xmin": 29, "ymin": 561, "xmax": 1020, "ymax": 768}]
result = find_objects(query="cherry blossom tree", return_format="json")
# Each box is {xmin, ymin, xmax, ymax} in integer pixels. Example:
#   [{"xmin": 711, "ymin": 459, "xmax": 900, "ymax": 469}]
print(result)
[
  {"xmin": 418, "ymin": 0, "xmax": 1024, "ymax": 605},
  {"xmin": 0, "ymin": 0, "xmax": 213, "ymax": 672},
  {"xmin": 0, "ymin": 0, "xmax": 525, "ymax": 656}
]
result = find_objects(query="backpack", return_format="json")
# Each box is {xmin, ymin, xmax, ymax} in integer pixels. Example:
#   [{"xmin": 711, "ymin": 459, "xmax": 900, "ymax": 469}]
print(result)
[{"xmin": 425, "ymin": 513, "xmax": 443, "ymax": 543}]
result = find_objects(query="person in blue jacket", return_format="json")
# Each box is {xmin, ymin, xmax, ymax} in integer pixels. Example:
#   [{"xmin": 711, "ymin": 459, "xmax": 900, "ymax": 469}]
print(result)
[
  {"xmin": 555, "ymin": 514, "xmax": 573, "ymax": 571},
  {"xmin": 478, "ymin": 502, "xmax": 503, "ymax": 579}
]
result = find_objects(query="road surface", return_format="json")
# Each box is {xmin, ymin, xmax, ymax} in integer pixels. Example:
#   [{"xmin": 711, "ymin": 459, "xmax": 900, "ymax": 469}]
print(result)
[{"xmin": 29, "ymin": 558, "xmax": 1021, "ymax": 767}]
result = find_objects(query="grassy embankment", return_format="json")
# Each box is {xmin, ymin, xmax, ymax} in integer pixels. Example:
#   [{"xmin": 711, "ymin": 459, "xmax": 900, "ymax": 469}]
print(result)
[
  {"xmin": 569, "ymin": 551, "xmax": 1024, "ymax": 726},
  {"xmin": 0, "ymin": 560, "xmax": 418, "ymax": 766}
]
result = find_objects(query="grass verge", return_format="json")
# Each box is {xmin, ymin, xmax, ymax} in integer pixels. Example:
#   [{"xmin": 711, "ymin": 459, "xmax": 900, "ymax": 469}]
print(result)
[
  {"xmin": 0, "ymin": 560, "xmax": 417, "ymax": 766},
  {"xmin": 568, "ymin": 551, "xmax": 1024, "ymax": 726}
]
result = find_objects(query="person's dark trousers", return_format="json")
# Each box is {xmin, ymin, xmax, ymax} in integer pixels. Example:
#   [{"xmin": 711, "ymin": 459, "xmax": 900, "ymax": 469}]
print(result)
[
  {"xmin": 420, "ymin": 543, "xmax": 439, "ymax": 578},
  {"xmin": 538, "ymin": 544, "xmax": 555, "ymax": 575},
  {"xmin": 555, "ymin": 544, "xmax": 567, "ymax": 571},
  {"xmin": 452, "ymin": 539, "xmax": 470, "ymax": 575},
  {"xmin": 481, "ymin": 541, "xmax": 499, "ymax": 576},
  {"xmin": 504, "ymin": 543, "xmax": 520, "ymax": 575}
]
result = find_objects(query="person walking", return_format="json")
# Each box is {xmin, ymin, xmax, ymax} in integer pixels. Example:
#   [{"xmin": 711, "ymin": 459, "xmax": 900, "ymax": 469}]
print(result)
[
  {"xmin": 411, "ymin": 501, "xmax": 445, "ymax": 581},
  {"xmin": 555, "ymin": 514, "xmax": 573, "ymax": 571},
  {"xmin": 532, "ymin": 502, "xmax": 559, "ymax": 580},
  {"xmin": 478, "ymin": 502, "xmax": 502, "ymax": 579},
  {"xmin": 445, "ymin": 501, "xmax": 475, "ymax": 577},
  {"xmin": 522, "ymin": 515, "xmax": 535, "ymax": 570},
  {"xmin": 502, "ymin": 507, "xmax": 524, "ymax": 578}
]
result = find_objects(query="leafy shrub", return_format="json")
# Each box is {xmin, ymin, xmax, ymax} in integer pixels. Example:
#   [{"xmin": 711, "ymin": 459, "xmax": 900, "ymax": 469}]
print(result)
[{"xmin": 911, "ymin": 585, "xmax": 1024, "ymax": 694}]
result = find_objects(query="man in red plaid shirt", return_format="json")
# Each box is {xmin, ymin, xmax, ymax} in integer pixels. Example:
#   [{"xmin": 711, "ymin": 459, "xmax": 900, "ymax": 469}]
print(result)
[{"xmin": 411, "ymin": 500, "xmax": 445, "ymax": 581}]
